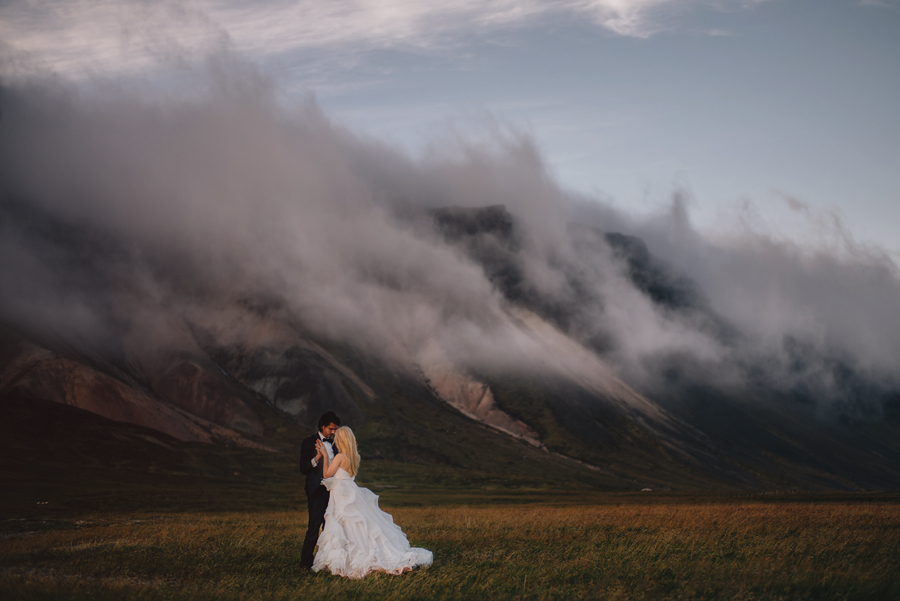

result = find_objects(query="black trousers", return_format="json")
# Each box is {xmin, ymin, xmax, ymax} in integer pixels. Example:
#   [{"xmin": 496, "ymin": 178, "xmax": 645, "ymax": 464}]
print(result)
[{"xmin": 300, "ymin": 485, "xmax": 330, "ymax": 567}]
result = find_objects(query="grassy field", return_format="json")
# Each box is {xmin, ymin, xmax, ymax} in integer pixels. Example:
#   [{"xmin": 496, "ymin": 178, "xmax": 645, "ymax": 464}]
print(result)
[
  {"xmin": 2, "ymin": 494, "xmax": 899, "ymax": 600},
  {"xmin": 2, "ymin": 395, "xmax": 900, "ymax": 599}
]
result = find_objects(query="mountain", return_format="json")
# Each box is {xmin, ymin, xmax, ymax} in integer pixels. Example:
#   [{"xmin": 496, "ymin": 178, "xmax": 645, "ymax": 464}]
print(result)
[
  {"xmin": 2, "ymin": 201, "xmax": 899, "ymax": 503},
  {"xmin": 428, "ymin": 205, "xmax": 900, "ymax": 490}
]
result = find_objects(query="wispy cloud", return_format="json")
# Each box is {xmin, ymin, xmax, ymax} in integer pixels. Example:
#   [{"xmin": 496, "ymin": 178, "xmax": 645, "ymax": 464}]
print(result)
[{"xmin": 0, "ymin": 0, "xmax": 769, "ymax": 79}]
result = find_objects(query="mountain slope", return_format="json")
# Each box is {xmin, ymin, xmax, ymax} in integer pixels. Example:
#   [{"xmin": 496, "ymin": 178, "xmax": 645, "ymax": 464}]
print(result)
[{"xmin": 2, "ymin": 203, "xmax": 899, "ymax": 496}]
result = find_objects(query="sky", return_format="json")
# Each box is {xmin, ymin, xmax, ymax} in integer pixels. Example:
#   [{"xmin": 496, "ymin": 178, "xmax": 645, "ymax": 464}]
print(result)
[{"xmin": 0, "ymin": 0, "xmax": 898, "ymax": 255}]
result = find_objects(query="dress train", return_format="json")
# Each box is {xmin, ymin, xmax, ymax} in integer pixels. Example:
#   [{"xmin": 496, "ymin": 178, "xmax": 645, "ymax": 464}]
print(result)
[{"xmin": 311, "ymin": 467, "xmax": 433, "ymax": 579}]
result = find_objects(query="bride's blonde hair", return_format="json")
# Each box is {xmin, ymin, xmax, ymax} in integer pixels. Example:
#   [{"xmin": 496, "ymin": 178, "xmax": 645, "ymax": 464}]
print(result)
[{"xmin": 333, "ymin": 426, "xmax": 360, "ymax": 477}]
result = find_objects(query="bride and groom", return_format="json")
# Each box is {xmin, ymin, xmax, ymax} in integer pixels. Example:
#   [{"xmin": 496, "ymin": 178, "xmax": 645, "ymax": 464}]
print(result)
[{"xmin": 299, "ymin": 411, "xmax": 433, "ymax": 579}]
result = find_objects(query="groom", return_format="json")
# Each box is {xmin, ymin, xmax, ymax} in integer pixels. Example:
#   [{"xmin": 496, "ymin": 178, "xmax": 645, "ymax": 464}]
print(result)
[{"xmin": 299, "ymin": 410, "xmax": 341, "ymax": 569}]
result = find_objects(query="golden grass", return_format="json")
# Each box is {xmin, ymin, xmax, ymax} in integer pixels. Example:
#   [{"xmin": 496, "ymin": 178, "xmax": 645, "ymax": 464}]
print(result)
[{"xmin": 2, "ymin": 498, "xmax": 899, "ymax": 600}]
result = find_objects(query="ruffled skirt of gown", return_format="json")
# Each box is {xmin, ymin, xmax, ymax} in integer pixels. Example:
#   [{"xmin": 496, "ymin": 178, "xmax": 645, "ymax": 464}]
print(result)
[{"xmin": 311, "ymin": 468, "xmax": 433, "ymax": 579}]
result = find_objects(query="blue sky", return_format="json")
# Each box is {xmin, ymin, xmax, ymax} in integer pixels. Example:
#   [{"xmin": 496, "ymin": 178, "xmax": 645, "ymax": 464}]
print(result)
[{"xmin": 2, "ymin": 0, "xmax": 898, "ymax": 254}]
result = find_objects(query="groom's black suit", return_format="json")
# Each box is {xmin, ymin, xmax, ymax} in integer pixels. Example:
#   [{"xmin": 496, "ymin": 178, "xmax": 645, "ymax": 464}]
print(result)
[{"xmin": 299, "ymin": 432, "xmax": 330, "ymax": 568}]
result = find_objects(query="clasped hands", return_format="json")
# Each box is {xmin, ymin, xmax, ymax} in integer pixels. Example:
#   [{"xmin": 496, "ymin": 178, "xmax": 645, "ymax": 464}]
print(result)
[{"xmin": 315, "ymin": 438, "xmax": 326, "ymax": 462}]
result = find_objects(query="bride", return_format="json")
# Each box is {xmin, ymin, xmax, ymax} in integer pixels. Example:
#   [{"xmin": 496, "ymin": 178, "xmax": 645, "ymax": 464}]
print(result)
[{"xmin": 312, "ymin": 426, "xmax": 433, "ymax": 579}]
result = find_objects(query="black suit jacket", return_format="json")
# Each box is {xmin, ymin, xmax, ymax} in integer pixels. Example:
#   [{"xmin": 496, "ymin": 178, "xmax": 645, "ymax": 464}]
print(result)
[{"xmin": 299, "ymin": 433, "xmax": 326, "ymax": 498}]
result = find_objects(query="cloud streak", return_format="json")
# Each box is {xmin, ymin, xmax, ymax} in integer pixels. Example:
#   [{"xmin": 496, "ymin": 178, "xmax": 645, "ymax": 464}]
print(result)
[{"xmin": 1, "ymin": 0, "xmax": 769, "ymax": 79}]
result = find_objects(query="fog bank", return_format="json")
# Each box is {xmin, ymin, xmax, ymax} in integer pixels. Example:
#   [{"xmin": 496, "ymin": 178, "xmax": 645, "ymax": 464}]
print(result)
[{"xmin": 2, "ymin": 72, "xmax": 898, "ymax": 417}]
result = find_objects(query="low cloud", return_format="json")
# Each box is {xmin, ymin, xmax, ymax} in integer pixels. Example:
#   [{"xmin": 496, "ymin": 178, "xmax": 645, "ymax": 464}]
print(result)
[{"xmin": 1, "ymin": 65, "xmax": 898, "ymax": 420}]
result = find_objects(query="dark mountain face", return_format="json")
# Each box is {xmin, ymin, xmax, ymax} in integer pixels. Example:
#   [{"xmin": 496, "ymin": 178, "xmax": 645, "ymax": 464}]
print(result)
[
  {"xmin": 603, "ymin": 232, "xmax": 707, "ymax": 313},
  {"xmin": 425, "ymin": 206, "xmax": 735, "ymax": 350},
  {"xmin": 428, "ymin": 206, "xmax": 707, "ymax": 313},
  {"xmin": 429, "ymin": 205, "xmax": 525, "ymax": 305},
  {"xmin": 432, "ymin": 205, "xmax": 515, "ymax": 241}
]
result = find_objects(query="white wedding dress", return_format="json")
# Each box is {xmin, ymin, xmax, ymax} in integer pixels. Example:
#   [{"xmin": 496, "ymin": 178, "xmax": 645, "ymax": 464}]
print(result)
[{"xmin": 312, "ymin": 467, "xmax": 433, "ymax": 579}]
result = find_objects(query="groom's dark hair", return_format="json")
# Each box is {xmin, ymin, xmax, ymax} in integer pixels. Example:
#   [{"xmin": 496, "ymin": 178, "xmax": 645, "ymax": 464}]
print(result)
[{"xmin": 317, "ymin": 411, "xmax": 341, "ymax": 431}]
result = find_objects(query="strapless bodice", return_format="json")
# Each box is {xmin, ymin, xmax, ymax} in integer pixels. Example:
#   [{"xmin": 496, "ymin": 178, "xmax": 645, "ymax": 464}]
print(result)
[{"xmin": 333, "ymin": 467, "xmax": 354, "ymax": 480}]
